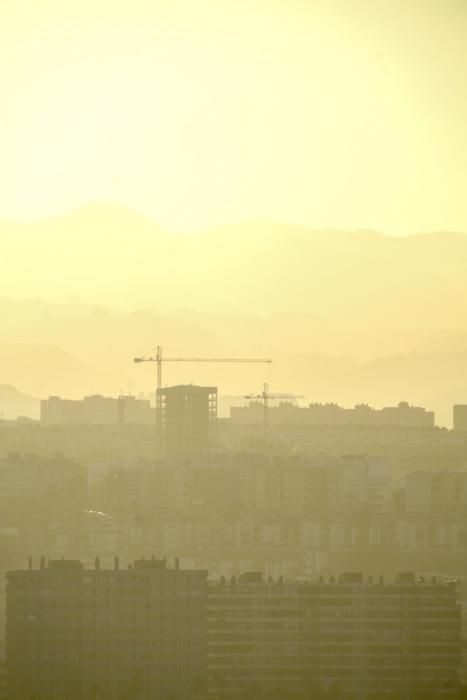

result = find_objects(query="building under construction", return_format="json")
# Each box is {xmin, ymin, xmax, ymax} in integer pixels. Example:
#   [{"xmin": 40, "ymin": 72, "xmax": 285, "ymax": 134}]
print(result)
[{"xmin": 157, "ymin": 385, "xmax": 217, "ymax": 456}]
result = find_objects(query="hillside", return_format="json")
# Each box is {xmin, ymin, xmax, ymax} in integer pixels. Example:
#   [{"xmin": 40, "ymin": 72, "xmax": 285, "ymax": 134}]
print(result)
[
  {"xmin": 1, "ymin": 204, "xmax": 467, "ymax": 335},
  {"xmin": 0, "ymin": 384, "xmax": 40, "ymax": 421}
]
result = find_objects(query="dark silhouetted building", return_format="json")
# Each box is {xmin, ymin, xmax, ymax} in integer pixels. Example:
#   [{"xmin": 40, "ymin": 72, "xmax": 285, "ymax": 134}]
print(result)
[
  {"xmin": 7, "ymin": 558, "xmax": 207, "ymax": 699},
  {"xmin": 453, "ymin": 404, "xmax": 467, "ymax": 432},
  {"xmin": 157, "ymin": 385, "xmax": 217, "ymax": 456},
  {"xmin": 207, "ymin": 572, "xmax": 461, "ymax": 699}
]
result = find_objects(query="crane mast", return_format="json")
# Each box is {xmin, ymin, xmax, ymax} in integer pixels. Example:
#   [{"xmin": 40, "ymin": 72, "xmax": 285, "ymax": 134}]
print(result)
[{"xmin": 245, "ymin": 382, "xmax": 305, "ymax": 444}]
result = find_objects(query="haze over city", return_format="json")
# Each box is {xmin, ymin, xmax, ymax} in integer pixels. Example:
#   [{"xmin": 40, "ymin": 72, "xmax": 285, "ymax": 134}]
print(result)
[{"xmin": 1, "ymin": 1, "xmax": 467, "ymax": 699}]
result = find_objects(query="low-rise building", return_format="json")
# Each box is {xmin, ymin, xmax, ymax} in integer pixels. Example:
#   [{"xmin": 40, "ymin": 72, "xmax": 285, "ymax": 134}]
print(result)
[
  {"xmin": 40, "ymin": 394, "xmax": 155, "ymax": 426},
  {"xmin": 231, "ymin": 400, "xmax": 435, "ymax": 429}
]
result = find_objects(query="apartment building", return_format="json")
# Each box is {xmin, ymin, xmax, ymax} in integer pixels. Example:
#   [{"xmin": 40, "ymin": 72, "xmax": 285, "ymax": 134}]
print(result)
[
  {"xmin": 207, "ymin": 572, "xmax": 461, "ymax": 699},
  {"xmin": 40, "ymin": 395, "xmax": 155, "ymax": 426},
  {"xmin": 7, "ymin": 558, "xmax": 208, "ymax": 700},
  {"xmin": 231, "ymin": 401, "xmax": 435, "ymax": 429},
  {"xmin": 405, "ymin": 470, "xmax": 467, "ymax": 516},
  {"xmin": 0, "ymin": 454, "xmax": 86, "ymax": 524},
  {"xmin": 156, "ymin": 385, "xmax": 217, "ymax": 456}
]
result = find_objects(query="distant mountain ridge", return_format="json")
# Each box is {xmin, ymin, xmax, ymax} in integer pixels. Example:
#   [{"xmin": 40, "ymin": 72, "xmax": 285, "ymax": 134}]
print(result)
[
  {"xmin": 0, "ymin": 384, "xmax": 40, "ymax": 421},
  {"xmin": 1, "ymin": 203, "xmax": 467, "ymax": 425},
  {"xmin": 1, "ymin": 203, "xmax": 466, "ymax": 322}
]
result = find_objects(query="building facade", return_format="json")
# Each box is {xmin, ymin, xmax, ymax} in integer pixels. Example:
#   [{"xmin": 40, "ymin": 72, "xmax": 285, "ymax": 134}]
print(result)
[
  {"xmin": 207, "ymin": 572, "xmax": 461, "ymax": 699},
  {"xmin": 453, "ymin": 405, "xmax": 467, "ymax": 432},
  {"xmin": 231, "ymin": 401, "xmax": 435, "ymax": 429},
  {"xmin": 40, "ymin": 395, "xmax": 155, "ymax": 426},
  {"xmin": 6, "ymin": 561, "xmax": 462, "ymax": 700},
  {"xmin": 405, "ymin": 471, "xmax": 467, "ymax": 516},
  {"xmin": 157, "ymin": 385, "xmax": 217, "ymax": 456},
  {"xmin": 7, "ymin": 558, "xmax": 207, "ymax": 700}
]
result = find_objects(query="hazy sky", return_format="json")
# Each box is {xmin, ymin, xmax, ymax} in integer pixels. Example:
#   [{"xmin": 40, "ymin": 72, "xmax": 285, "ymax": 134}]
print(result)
[{"xmin": 1, "ymin": 0, "xmax": 466, "ymax": 233}]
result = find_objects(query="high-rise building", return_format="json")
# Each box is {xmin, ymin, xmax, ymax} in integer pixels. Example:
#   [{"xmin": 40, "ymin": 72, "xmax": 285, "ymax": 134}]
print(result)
[
  {"xmin": 207, "ymin": 572, "xmax": 461, "ymax": 699},
  {"xmin": 157, "ymin": 385, "xmax": 217, "ymax": 456},
  {"xmin": 7, "ymin": 558, "xmax": 208, "ymax": 700}
]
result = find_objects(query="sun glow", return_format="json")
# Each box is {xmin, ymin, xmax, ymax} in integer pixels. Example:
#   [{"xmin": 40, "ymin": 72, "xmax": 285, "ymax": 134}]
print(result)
[{"xmin": 1, "ymin": 0, "xmax": 466, "ymax": 233}]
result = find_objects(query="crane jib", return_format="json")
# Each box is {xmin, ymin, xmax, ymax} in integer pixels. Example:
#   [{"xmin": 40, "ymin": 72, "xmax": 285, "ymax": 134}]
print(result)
[{"xmin": 133, "ymin": 351, "xmax": 272, "ymax": 390}]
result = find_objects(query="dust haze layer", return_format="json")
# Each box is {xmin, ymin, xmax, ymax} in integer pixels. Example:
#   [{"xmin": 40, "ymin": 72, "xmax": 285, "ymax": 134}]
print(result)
[
  {"xmin": 1, "ymin": 205, "xmax": 467, "ymax": 426},
  {"xmin": 1, "ymin": 0, "xmax": 466, "ymax": 233},
  {"xmin": 1, "ymin": 202, "xmax": 467, "ymax": 320}
]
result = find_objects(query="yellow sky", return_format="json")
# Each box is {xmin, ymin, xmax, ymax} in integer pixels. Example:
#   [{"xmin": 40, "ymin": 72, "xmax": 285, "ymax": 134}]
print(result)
[{"xmin": 1, "ymin": 0, "xmax": 466, "ymax": 233}]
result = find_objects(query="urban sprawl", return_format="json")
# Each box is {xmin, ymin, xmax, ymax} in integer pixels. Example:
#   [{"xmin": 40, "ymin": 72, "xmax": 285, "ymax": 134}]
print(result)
[{"xmin": 1, "ymin": 386, "xmax": 467, "ymax": 698}]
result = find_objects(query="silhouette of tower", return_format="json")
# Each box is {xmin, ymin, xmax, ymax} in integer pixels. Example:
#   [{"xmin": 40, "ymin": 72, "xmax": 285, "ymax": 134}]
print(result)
[{"xmin": 156, "ymin": 385, "xmax": 217, "ymax": 456}]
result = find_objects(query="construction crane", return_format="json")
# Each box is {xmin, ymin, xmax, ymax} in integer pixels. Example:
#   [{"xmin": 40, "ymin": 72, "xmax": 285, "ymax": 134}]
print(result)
[
  {"xmin": 134, "ymin": 345, "xmax": 272, "ymax": 391},
  {"xmin": 245, "ymin": 382, "xmax": 305, "ymax": 441}
]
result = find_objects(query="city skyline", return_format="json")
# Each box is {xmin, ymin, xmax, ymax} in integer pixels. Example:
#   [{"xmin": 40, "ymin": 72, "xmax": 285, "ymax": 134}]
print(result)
[{"xmin": 1, "ymin": 1, "xmax": 467, "ymax": 696}]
